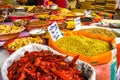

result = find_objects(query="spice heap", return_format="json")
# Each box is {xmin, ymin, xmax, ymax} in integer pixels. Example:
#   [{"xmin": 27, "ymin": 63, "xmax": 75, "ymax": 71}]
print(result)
[
  {"xmin": 0, "ymin": 16, "xmax": 4, "ymax": 21},
  {"xmin": 0, "ymin": 24, "xmax": 24, "ymax": 34},
  {"xmin": 55, "ymin": 36, "xmax": 112, "ymax": 57},
  {"xmin": 27, "ymin": 19, "xmax": 49, "ymax": 26},
  {"xmin": 29, "ymin": 6, "xmax": 50, "ymax": 14},
  {"xmin": 7, "ymin": 37, "xmax": 43, "ymax": 50},
  {"xmin": 8, "ymin": 50, "xmax": 86, "ymax": 80},
  {"xmin": 49, "ymin": 15, "xmax": 65, "ymax": 20},
  {"xmin": 79, "ymin": 28, "xmax": 116, "ymax": 38},
  {"xmin": 10, "ymin": 12, "xmax": 31, "ymax": 17}
]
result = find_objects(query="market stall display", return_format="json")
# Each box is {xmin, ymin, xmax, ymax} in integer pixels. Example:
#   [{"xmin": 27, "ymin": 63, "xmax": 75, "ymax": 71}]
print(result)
[
  {"xmin": 0, "ymin": 2, "xmax": 120, "ymax": 80},
  {"xmin": 0, "ymin": 24, "xmax": 25, "ymax": 41},
  {"xmin": 1, "ymin": 44, "xmax": 96, "ymax": 80}
]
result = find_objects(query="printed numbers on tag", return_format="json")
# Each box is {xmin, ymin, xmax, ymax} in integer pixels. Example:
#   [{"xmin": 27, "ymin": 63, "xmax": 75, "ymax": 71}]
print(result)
[{"xmin": 48, "ymin": 22, "xmax": 63, "ymax": 41}]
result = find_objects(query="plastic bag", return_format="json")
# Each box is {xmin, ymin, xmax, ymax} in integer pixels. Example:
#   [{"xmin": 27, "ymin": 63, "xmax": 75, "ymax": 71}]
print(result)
[{"xmin": 1, "ymin": 43, "xmax": 96, "ymax": 80}]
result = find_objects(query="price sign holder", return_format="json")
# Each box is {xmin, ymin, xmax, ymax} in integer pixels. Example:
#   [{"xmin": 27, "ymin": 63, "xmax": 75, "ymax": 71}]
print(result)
[
  {"xmin": 48, "ymin": 22, "xmax": 63, "ymax": 41},
  {"xmin": 74, "ymin": 17, "xmax": 81, "ymax": 30}
]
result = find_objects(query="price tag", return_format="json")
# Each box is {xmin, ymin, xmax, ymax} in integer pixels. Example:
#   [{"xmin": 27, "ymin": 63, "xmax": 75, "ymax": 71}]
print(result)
[
  {"xmin": 74, "ymin": 17, "xmax": 81, "ymax": 30},
  {"xmin": 48, "ymin": 22, "xmax": 63, "ymax": 41}
]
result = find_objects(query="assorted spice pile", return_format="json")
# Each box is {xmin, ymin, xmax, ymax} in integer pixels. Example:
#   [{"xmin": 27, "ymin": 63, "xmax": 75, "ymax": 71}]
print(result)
[
  {"xmin": 10, "ymin": 12, "xmax": 31, "ymax": 17},
  {"xmin": 29, "ymin": 6, "xmax": 50, "ymax": 14},
  {"xmin": 55, "ymin": 36, "xmax": 112, "ymax": 57},
  {"xmin": 49, "ymin": 15, "xmax": 65, "ymax": 20},
  {"xmin": 8, "ymin": 50, "xmax": 86, "ymax": 80},
  {"xmin": 79, "ymin": 28, "xmax": 116, "ymax": 38},
  {"xmin": 0, "ymin": 24, "xmax": 24, "ymax": 34},
  {"xmin": 27, "ymin": 20, "xmax": 49, "ymax": 26},
  {"xmin": 7, "ymin": 37, "xmax": 43, "ymax": 50},
  {"xmin": 0, "ymin": 16, "xmax": 4, "ymax": 21}
]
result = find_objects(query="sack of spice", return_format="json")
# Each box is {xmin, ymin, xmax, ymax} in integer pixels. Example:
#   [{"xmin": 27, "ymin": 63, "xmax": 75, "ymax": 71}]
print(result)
[
  {"xmin": 49, "ymin": 31, "xmax": 116, "ymax": 65},
  {"xmin": 93, "ymin": 59, "xmax": 117, "ymax": 80},
  {"xmin": 1, "ymin": 44, "xmax": 96, "ymax": 80}
]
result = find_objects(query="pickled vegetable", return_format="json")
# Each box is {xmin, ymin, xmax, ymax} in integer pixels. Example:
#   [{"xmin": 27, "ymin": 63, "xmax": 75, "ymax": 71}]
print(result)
[{"xmin": 55, "ymin": 36, "xmax": 112, "ymax": 57}]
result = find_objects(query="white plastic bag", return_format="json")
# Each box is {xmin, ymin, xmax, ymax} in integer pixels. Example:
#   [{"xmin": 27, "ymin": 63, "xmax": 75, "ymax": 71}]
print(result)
[{"xmin": 1, "ymin": 43, "xmax": 96, "ymax": 80}]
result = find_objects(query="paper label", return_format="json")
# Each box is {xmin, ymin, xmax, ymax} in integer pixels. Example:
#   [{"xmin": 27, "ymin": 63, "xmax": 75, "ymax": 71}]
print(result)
[
  {"xmin": 74, "ymin": 17, "xmax": 81, "ymax": 30},
  {"xmin": 48, "ymin": 22, "xmax": 63, "ymax": 41}
]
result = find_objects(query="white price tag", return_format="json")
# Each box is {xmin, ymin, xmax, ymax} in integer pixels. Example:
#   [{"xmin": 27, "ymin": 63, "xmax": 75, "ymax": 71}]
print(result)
[
  {"xmin": 74, "ymin": 17, "xmax": 81, "ymax": 30},
  {"xmin": 48, "ymin": 22, "xmax": 63, "ymax": 41}
]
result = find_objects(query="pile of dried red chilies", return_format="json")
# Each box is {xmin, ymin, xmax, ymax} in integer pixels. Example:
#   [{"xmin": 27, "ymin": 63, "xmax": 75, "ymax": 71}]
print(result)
[{"xmin": 8, "ymin": 50, "xmax": 86, "ymax": 80}]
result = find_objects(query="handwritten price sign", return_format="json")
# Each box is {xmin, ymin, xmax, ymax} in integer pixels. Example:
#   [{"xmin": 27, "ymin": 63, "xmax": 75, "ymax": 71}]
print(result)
[
  {"xmin": 74, "ymin": 17, "xmax": 81, "ymax": 30},
  {"xmin": 48, "ymin": 22, "xmax": 63, "ymax": 41}
]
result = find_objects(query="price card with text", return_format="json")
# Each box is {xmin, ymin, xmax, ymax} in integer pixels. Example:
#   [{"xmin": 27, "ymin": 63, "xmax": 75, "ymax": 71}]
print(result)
[
  {"xmin": 74, "ymin": 17, "xmax": 81, "ymax": 30},
  {"xmin": 48, "ymin": 22, "xmax": 63, "ymax": 41}
]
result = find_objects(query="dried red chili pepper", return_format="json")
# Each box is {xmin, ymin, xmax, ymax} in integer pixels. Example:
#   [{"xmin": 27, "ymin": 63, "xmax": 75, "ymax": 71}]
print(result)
[{"xmin": 8, "ymin": 50, "xmax": 86, "ymax": 80}]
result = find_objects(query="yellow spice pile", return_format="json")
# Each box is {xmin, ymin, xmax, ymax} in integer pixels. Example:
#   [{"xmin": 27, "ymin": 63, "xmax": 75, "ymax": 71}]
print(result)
[{"xmin": 55, "ymin": 36, "xmax": 112, "ymax": 57}]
